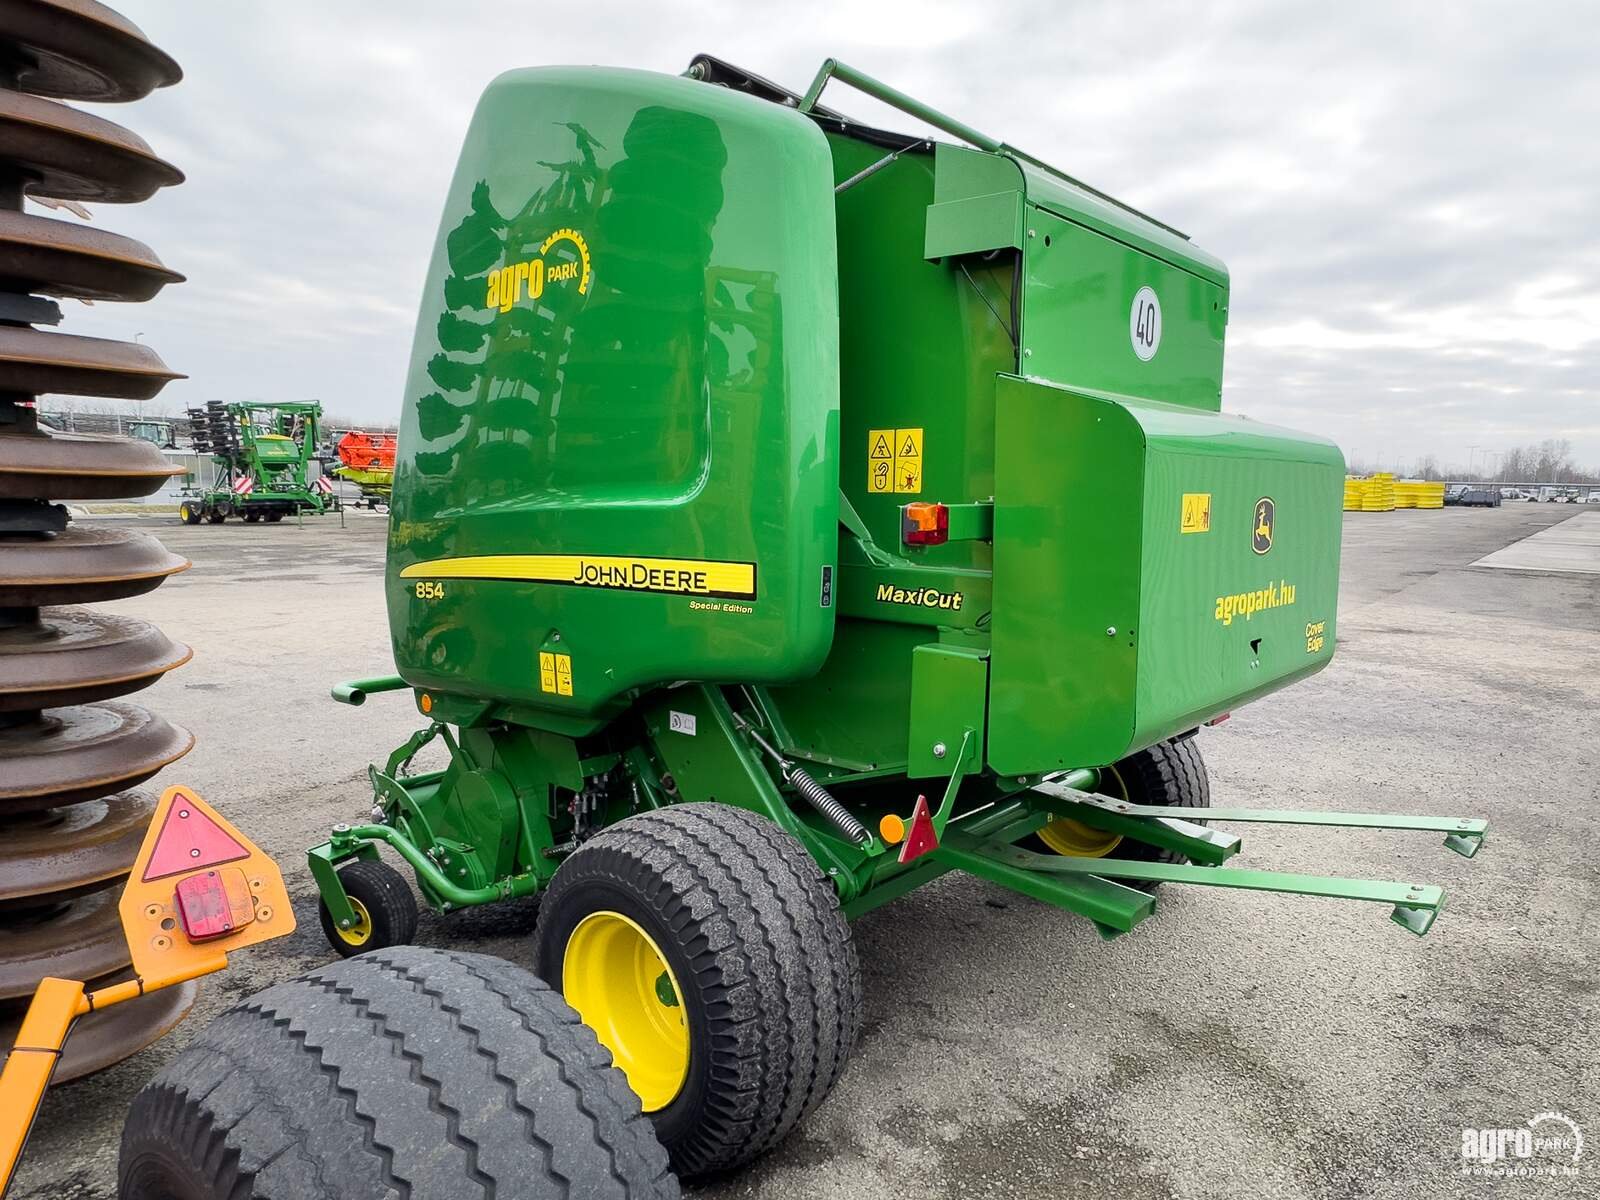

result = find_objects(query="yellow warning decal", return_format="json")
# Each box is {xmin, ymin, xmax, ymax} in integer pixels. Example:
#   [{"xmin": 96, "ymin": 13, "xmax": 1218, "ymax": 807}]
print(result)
[
  {"xmin": 402, "ymin": 554, "xmax": 757, "ymax": 600},
  {"xmin": 538, "ymin": 651, "xmax": 574, "ymax": 696},
  {"xmin": 895, "ymin": 428, "xmax": 923, "ymax": 494},
  {"xmin": 1181, "ymin": 492, "xmax": 1212, "ymax": 534},
  {"xmin": 867, "ymin": 427, "xmax": 923, "ymax": 494},
  {"xmin": 868, "ymin": 428, "xmax": 894, "ymax": 494}
]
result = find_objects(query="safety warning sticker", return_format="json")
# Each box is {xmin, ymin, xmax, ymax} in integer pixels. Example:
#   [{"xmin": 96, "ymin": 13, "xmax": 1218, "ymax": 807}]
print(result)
[
  {"xmin": 539, "ymin": 651, "xmax": 573, "ymax": 696},
  {"xmin": 867, "ymin": 427, "xmax": 923, "ymax": 494},
  {"xmin": 1181, "ymin": 492, "xmax": 1212, "ymax": 534},
  {"xmin": 868, "ymin": 429, "xmax": 894, "ymax": 494}
]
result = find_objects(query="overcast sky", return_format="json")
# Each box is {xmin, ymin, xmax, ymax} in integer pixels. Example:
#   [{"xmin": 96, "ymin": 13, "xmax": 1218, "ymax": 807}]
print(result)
[{"xmin": 56, "ymin": 1, "xmax": 1600, "ymax": 473}]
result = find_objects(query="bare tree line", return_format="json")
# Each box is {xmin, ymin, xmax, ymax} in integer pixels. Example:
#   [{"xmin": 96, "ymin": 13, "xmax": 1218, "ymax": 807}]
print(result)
[{"xmin": 1345, "ymin": 438, "xmax": 1596, "ymax": 484}]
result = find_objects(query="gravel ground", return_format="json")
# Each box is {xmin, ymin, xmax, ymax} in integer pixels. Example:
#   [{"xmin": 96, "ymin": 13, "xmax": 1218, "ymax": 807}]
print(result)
[{"xmin": 9, "ymin": 504, "xmax": 1597, "ymax": 1199}]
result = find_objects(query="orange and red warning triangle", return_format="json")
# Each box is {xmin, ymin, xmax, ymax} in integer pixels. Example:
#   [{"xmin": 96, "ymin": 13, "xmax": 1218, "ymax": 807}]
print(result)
[{"xmin": 141, "ymin": 796, "xmax": 251, "ymax": 881}]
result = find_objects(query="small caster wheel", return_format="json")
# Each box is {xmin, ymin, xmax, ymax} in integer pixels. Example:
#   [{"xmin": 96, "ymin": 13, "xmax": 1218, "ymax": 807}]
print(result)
[{"xmin": 318, "ymin": 859, "xmax": 419, "ymax": 957}]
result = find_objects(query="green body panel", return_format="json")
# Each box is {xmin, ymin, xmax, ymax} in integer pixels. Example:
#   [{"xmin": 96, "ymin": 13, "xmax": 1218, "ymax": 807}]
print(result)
[
  {"xmin": 1021, "ymin": 207, "xmax": 1228, "ymax": 411},
  {"xmin": 990, "ymin": 375, "xmax": 1344, "ymax": 772},
  {"xmin": 923, "ymin": 143, "xmax": 1228, "ymax": 411},
  {"xmin": 906, "ymin": 644, "xmax": 987, "ymax": 780},
  {"xmin": 387, "ymin": 67, "xmax": 841, "ymax": 715}
]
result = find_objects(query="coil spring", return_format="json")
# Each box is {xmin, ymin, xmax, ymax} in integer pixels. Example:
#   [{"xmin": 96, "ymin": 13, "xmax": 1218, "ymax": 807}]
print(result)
[{"xmin": 786, "ymin": 764, "xmax": 870, "ymax": 845}]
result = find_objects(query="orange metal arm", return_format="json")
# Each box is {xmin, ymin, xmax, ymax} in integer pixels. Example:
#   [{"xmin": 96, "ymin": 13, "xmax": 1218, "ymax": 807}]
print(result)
[
  {"xmin": 0, "ymin": 956, "xmax": 226, "ymax": 1196},
  {"xmin": 1, "ymin": 786, "xmax": 292, "ymax": 1196},
  {"xmin": 0, "ymin": 978, "xmax": 85, "ymax": 1195}
]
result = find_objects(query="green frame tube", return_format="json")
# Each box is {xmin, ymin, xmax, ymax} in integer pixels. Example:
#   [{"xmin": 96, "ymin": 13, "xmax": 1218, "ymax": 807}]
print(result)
[{"xmin": 798, "ymin": 58, "xmax": 1002, "ymax": 152}]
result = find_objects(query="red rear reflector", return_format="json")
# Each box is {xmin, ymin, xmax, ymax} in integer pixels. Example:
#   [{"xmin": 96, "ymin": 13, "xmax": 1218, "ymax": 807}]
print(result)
[
  {"xmin": 1206, "ymin": 712, "xmax": 1231, "ymax": 726},
  {"xmin": 173, "ymin": 867, "xmax": 256, "ymax": 941},
  {"xmin": 141, "ymin": 800, "xmax": 251, "ymax": 882},
  {"xmin": 901, "ymin": 502, "xmax": 949, "ymax": 546},
  {"xmin": 897, "ymin": 794, "xmax": 940, "ymax": 864}
]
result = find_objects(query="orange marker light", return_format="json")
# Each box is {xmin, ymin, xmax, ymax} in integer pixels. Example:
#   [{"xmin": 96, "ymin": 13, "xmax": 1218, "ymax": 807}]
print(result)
[
  {"xmin": 901, "ymin": 502, "xmax": 948, "ymax": 546},
  {"xmin": 879, "ymin": 812, "xmax": 906, "ymax": 845},
  {"xmin": 420, "ymin": 692, "xmax": 433, "ymax": 714}
]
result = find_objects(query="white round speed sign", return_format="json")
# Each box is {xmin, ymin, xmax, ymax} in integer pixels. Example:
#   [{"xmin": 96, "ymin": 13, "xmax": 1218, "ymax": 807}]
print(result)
[{"xmin": 1130, "ymin": 286, "xmax": 1161, "ymax": 361}]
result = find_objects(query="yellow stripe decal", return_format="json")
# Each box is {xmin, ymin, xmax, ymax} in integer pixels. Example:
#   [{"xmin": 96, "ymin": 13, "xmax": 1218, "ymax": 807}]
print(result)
[{"xmin": 400, "ymin": 554, "xmax": 757, "ymax": 600}]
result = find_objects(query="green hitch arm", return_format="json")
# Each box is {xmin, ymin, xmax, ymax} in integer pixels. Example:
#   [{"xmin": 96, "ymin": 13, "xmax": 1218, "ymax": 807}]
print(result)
[
  {"xmin": 980, "ymin": 846, "xmax": 1450, "ymax": 937},
  {"xmin": 324, "ymin": 823, "xmax": 542, "ymax": 911},
  {"xmin": 1037, "ymin": 782, "xmax": 1489, "ymax": 859},
  {"xmin": 331, "ymin": 675, "xmax": 409, "ymax": 706},
  {"xmin": 798, "ymin": 59, "xmax": 1003, "ymax": 153}
]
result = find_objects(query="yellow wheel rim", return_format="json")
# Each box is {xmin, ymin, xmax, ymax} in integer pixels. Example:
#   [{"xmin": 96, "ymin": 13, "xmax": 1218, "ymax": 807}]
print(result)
[
  {"xmin": 1038, "ymin": 766, "xmax": 1127, "ymax": 858},
  {"xmin": 334, "ymin": 897, "xmax": 373, "ymax": 947},
  {"xmin": 563, "ymin": 911, "xmax": 688, "ymax": 1112}
]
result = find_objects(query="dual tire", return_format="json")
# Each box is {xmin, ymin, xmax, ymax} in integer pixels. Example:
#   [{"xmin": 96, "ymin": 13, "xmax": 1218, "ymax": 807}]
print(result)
[
  {"xmin": 149, "ymin": 740, "xmax": 1206, "ymax": 1193},
  {"xmin": 119, "ymin": 946, "xmax": 677, "ymax": 1199},
  {"xmin": 307, "ymin": 805, "xmax": 863, "ymax": 1181}
]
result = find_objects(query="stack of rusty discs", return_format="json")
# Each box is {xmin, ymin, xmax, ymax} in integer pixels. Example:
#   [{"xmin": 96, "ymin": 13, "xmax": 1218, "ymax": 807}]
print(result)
[{"xmin": 0, "ymin": 0, "xmax": 193, "ymax": 1078}]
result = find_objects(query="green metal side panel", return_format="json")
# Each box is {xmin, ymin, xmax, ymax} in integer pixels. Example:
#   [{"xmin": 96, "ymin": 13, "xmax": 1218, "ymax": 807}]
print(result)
[
  {"xmin": 1014, "ymin": 158, "xmax": 1229, "ymax": 288},
  {"xmin": 387, "ymin": 67, "xmax": 840, "ymax": 717},
  {"xmin": 924, "ymin": 192, "xmax": 1023, "ymax": 259},
  {"xmin": 906, "ymin": 643, "xmax": 987, "ymax": 779},
  {"xmin": 826, "ymin": 134, "xmax": 1013, "ymax": 570},
  {"xmin": 989, "ymin": 375, "xmax": 1344, "ymax": 773},
  {"xmin": 1021, "ymin": 206, "xmax": 1228, "ymax": 412}
]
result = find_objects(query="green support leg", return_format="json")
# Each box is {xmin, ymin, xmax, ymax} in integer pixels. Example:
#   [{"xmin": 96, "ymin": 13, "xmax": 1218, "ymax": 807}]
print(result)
[{"xmin": 979, "ymin": 843, "xmax": 1448, "ymax": 936}]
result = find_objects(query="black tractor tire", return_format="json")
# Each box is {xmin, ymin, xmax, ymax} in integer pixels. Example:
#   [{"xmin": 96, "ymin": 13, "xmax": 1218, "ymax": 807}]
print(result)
[
  {"xmin": 317, "ymin": 858, "xmax": 419, "ymax": 957},
  {"xmin": 243, "ymin": 510, "xmax": 261, "ymax": 523},
  {"xmin": 1033, "ymin": 735, "xmax": 1210, "ymax": 885},
  {"xmin": 264, "ymin": 510, "xmax": 285, "ymax": 523},
  {"xmin": 534, "ymin": 803, "xmax": 862, "ymax": 1179},
  {"xmin": 205, "ymin": 507, "xmax": 226, "ymax": 524},
  {"xmin": 177, "ymin": 501, "xmax": 201, "ymax": 525},
  {"xmin": 1106, "ymin": 736, "xmax": 1211, "ymax": 870},
  {"xmin": 118, "ymin": 946, "xmax": 678, "ymax": 1200}
]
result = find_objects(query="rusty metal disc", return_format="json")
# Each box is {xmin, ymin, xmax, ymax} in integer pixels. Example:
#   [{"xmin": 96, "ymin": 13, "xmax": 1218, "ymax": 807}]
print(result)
[
  {"xmin": 0, "ymin": 973, "xmax": 196, "ymax": 1083},
  {"xmin": 0, "ymin": 88, "xmax": 183, "ymax": 202},
  {"xmin": 0, "ymin": 209, "xmax": 183, "ymax": 301},
  {"xmin": 0, "ymin": 423, "xmax": 182, "ymax": 500},
  {"xmin": 0, "ymin": 524, "xmax": 188, "ymax": 605},
  {"xmin": 0, "ymin": 881, "xmax": 128, "ymax": 997},
  {"xmin": 0, "ymin": 607, "xmax": 190, "ymax": 710},
  {"xmin": 0, "ymin": 0, "xmax": 182, "ymax": 102},
  {"xmin": 0, "ymin": 787, "xmax": 152, "ymax": 902},
  {"xmin": 0, "ymin": 700, "xmax": 193, "ymax": 811},
  {"xmin": 0, "ymin": 326, "xmax": 182, "ymax": 400}
]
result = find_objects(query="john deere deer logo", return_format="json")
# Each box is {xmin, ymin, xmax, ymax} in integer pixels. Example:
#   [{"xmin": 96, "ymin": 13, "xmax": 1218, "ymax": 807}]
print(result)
[{"xmin": 1252, "ymin": 497, "xmax": 1275, "ymax": 555}]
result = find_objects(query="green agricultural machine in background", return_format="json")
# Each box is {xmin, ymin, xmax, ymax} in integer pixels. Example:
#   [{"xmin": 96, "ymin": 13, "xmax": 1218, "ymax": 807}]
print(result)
[
  {"xmin": 271, "ymin": 56, "xmax": 1491, "ymax": 1186},
  {"xmin": 177, "ymin": 399, "xmax": 338, "ymax": 523}
]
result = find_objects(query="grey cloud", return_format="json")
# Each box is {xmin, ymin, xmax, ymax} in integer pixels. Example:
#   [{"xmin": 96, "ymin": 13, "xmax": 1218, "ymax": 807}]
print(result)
[{"xmin": 55, "ymin": 0, "xmax": 1600, "ymax": 470}]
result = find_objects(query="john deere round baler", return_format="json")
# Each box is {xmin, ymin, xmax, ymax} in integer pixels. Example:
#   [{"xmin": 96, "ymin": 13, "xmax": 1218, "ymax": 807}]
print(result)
[{"xmin": 310, "ymin": 56, "xmax": 1487, "ymax": 1179}]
